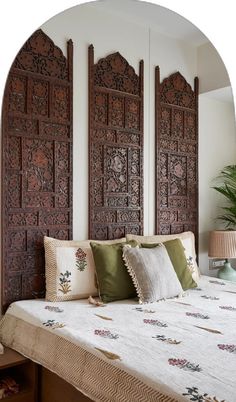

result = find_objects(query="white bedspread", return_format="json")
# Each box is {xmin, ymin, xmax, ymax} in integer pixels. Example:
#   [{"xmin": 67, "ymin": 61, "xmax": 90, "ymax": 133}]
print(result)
[{"xmin": 1, "ymin": 275, "xmax": 236, "ymax": 402}]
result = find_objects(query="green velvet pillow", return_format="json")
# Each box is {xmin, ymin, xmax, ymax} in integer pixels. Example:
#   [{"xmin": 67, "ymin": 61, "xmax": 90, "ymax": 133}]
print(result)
[
  {"xmin": 141, "ymin": 239, "xmax": 197, "ymax": 290},
  {"xmin": 90, "ymin": 241, "xmax": 137, "ymax": 303}
]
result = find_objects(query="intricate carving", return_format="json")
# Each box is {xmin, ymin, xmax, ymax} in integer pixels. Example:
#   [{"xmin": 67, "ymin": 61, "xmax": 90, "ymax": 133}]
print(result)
[
  {"xmin": 8, "ymin": 174, "xmax": 21, "ymax": 208},
  {"xmin": 27, "ymin": 230, "xmax": 48, "ymax": 251},
  {"xmin": 172, "ymin": 109, "xmax": 184, "ymax": 138},
  {"xmin": 93, "ymin": 128, "xmax": 116, "ymax": 143},
  {"xmin": 49, "ymin": 229, "xmax": 69, "ymax": 240},
  {"xmin": 126, "ymin": 99, "xmax": 140, "ymax": 130},
  {"xmin": 8, "ymin": 75, "xmax": 26, "ymax": 113},
  {"xmin": 4, "ymin": 276, "xmax": 22, "ymax": 305},
  {"xmin": 169, "ymin": 155, "xmax": 187, "ymax": 196},
  {"xmin": 89, "ymin": 45, "xmax": 143, "ymax": 239},
  {"xmin": 185, "ymin": 112, "xmax": 196, "ymax": 140},
  {"xmin": 39, "ymin": 211, "xmax": 70, "ymax": 226},
  {"xmin": 1, "ymin": 30, "xmax": 73, "ymax": 311},
  {"xmin": 32, "ymin": 80, "xmax": 48, "ymax": 116},
  {"xmin": 52, "ymin": 85, "xmax": 69, "ymax": 122},
  {"xmin": 117, "ymin": 210, "xmax": 140, "ymax": 222},
  {"xmin": 155, "ymin": 67, "xmax": 198, "ymax": 247},
  {"xmin": 160, "ymin": 107, "xmax": 171, "ymax": 137},
  {"xmin": 8, "ymin": 116, "xmax": 38, "ymax": 136},
  {"xmin": 13, "ymin": 29, "xmax": 68, "ymax": 80},
  {"xmin": 8, "ymin": 254, "xmax": 36, "ymax": 272},
  {"xmin": 57, "ymin": 177, "xmax": 69, "ymax": 208},
  {"xmin": 160, "ymin": 72, "xmax": 195, "ymax": 109},
  {"xmin": 41, "ymin": 122, "xmax": 69, "ymax": 138},
  {"xmin": 130, "ymin": 179, "xmax": 140, "ymax": 207},
  {"xmin": 25, "ymin": 139, "xmax": 54, "ymax": 192},
  {"xmin": 56, "ymin": 142, "xmax": 69, "ymax": 174},
  {"xmin": 8, "ymin": 231, "xmax": 26, "ymax": 252},
  {"xmin": 94, "ymin": 92, "xmax": 108, "ymax": 124},
  {"xmin": 117, "ymin": 131, "xmax": 140, "ymax": 145},
  {"xmin": 8, "ymin": 212, "xmax": 38, "ymax": 227},
  {"xmin": 8, "ymin": 136, "xmax": 21, "ymax": 169},
  {"xmin": 94, "ymin": 52, "xmax": 140, "ymax": 95},
  {"xmin": 25, "ymin": 193, "xmax": 54, "ymax": 208},
  {"xmin": 105, "ymin": 147, "xmax": 127, "ymax": 193},
  {"xmin": 110, "ymin": 96, "xmax": 124, "ymax": 128}
]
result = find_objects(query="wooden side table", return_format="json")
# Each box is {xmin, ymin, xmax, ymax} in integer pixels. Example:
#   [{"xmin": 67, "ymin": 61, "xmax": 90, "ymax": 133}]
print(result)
[{"xmin": 0, "ymin": 347, "xmax": 38, "ymax": 401}]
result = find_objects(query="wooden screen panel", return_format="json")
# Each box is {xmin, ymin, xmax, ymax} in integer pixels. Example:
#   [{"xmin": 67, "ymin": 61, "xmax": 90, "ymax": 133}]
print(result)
[
  {"xmin": 1, "ymin": 29, "xmax": 73, "ymax": 311},
  {"xmin": 155, "ymin": 67, "xmax": 198, "ymax": 242},
  {"xmin": 88, "ymin": 45, "xmax": 143, "ymax": 240}
]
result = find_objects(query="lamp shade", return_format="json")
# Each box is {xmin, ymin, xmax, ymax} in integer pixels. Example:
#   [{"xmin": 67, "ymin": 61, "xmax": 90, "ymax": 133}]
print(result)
[{"xmin": 208, "ymin": 230, "xmax": 236, "ymax": 258}]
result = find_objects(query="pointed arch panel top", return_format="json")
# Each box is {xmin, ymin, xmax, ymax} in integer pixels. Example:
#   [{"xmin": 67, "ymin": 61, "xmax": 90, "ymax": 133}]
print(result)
[
  {"xmin": 160, "ymin": 71, "xmax": 196, "ymax": 109},
  {"xmin": 12, "ymin": 29, "xmax": 70, "ymax": 80},
  {"xmin": 93, "ymin": 51, "xmax": 140, "ymax": 95}
]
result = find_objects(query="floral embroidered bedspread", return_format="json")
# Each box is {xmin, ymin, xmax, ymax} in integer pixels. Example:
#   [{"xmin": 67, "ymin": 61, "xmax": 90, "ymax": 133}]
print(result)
[{"xmin": 1, "ymin": 276, "xmax": 236, "ymax": 402}]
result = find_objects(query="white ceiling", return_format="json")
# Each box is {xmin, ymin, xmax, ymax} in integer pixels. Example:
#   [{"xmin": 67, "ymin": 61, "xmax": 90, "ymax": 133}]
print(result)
[{"xmin": 89, "ymin": 0, "xmax": 208, "ymax": 46}]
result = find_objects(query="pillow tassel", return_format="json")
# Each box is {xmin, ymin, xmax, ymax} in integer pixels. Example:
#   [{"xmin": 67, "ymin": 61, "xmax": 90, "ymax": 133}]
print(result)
[{"xmin": 88, "ymin": 295, "xmax": 106, "ymax": 307}]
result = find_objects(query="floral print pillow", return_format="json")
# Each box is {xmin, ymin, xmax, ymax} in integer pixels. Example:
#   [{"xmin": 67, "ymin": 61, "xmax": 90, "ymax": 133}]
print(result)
[
  {"xmin": 44, "ymin": 236, "xmax": 126, "ymax": 302},
  {"xmin": 44, "ymin": 237, "xmax": 98, "ymax": 301}
]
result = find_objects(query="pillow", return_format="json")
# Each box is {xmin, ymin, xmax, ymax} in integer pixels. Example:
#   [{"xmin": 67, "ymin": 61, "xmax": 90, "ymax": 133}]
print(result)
[
  {"xmin": 44, "ymin": 236, "xmax": 126, "ymax": 302},
  {"xmin": 141, "ymin": 239, "xmax": 197, "ymax": 290},
  {"xmin": 126, "ymin": 231, "xmax": 200, "ymax": 283},
  {"xmin": 123, "ymin": 244, "xmax": 183, "ymax": 303},
  {"xmin": 90, "ymin": 241, "xmax": 137, "ymax": 303}
]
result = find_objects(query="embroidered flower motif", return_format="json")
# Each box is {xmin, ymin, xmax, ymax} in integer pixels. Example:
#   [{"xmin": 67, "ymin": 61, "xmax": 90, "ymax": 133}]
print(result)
[
  {"xmin": 43, "ymin": 319, "xmax": 65, "ymax": 330},
  {"xmin": 183, "ymin": 386, "xmax": 224, "ymax": 402},
  {"xmin": 45, "ymin": 306, "xmax": 64, "ymax": 313},
  {"xmin": 134, "ymin": 307, "xmax": 155, "ymax": 313},
  {"xmin": 143, "ymin": 319, "xmax": 167, "ymax": 327},
  {"xmin": 201, "ymin": 295, "xmax": 219, "ymax": 300},
  {"xmin": 218, "ymin": 344, "xmax": 236, "ymax": 353},
  {"xmin": 186, "ymin": 256, "xmax": 195, "ymax": 273},
  {"xmin": 58, "ymin": 270, "xmax": 71, "ymax": 294},
  {"xmin": 94, "ymin": 329, "xmax": 119, "ymax": 340},
  {"xmin": 75, "ymin": 248, "xmax": 87, "ymax": 271},
  {"xmin": 219, "ymin": 305, "xmax": 236, "ymax": 311},
  {"xmin": 152, "ymin": 335, "xmax": 181, "ymax": 344},
  {"xmin": 168, "ymin": 358, "xmax": 202, "ymax": 372},
  {"xmin": 186, "ymin": 312, "xmax": 209, "ymax": 319},
  {"xmin": 209, "ymin": 280, "xmax": 225, "ymax": 285}
]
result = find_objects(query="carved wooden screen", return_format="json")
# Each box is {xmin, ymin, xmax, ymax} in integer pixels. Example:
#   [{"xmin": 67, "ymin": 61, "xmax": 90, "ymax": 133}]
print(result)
[
  {"xmin": 1, "ymin": 29, "xmax": 73, "ymax": 311},
  {"xmin": 155, "ymin": 67, "xmax": 198, "ymax": 241},
  {"xmin": 88, "ymin": 45, "xmax": 143, "ymax": 240}
]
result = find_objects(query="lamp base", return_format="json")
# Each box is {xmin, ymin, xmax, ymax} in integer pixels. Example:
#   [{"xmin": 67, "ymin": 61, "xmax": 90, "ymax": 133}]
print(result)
[{"xmin": 218, "ymin": 262, "xmax": 236, "ymax": 282}]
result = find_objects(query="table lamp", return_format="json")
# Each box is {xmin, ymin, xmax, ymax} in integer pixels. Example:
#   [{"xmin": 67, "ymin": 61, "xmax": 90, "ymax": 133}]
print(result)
[{"xmin": 208, "ymin": 230, "xmax": 236, "ymax": 281}]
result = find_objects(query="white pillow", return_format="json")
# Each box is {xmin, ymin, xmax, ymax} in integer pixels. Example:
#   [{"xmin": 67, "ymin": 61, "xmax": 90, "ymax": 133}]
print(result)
[
  {"xmin": 123, "ymin": 244, "xmax": 183, "ymax": 303},
  {"xmin": 126, "ymin": 231, "xmax": 200, "ymax": 283},
  {"xmin": 44, "ymin": 236, "xmax": 126, "ymax": 301}
]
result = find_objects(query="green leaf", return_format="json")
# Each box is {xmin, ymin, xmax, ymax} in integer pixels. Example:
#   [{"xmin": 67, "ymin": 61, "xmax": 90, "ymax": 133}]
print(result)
[{"xmin": 212, "ymin": 165, "xmax": 236, "ymax": 229}]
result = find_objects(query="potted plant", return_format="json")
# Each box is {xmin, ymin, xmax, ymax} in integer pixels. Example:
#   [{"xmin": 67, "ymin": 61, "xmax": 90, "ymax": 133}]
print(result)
[
  {"xmin": 213, "ymin": 165, "xmax": 236, "ymax": 229},
  {"xmin": 210, "ymin": 165, "xmax": 236, "ymax": 281}
]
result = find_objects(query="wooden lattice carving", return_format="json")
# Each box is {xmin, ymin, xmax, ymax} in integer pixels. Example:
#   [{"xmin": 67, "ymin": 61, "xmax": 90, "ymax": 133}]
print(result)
[
  {"xmin": 89, "ymin": 45, "xmax": 144, "ymax": 240},
  {"xmin": 1, "ymin": 29, "xmax": 73, "ymax": 312},
  {"xmin": 155, "ymin": 68, "xmax": 198, "ymax": 243}
]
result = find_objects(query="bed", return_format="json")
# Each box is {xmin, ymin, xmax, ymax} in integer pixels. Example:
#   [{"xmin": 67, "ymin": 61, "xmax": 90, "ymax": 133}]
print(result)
[{"xmin": 1, "ymin": 275, "xmax": 235, "ymax": 402}]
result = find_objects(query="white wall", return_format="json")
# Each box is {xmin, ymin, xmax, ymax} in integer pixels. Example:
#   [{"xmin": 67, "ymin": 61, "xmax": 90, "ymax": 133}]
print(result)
[
  {"xmin": 199, "ymin": 95, "xmax": 236, "ymax": 273},
  {"xmin": 198, "ymin": 42, "xmax": 230, "ymax": 93},
  {"xmin": 41, "ymin": 3, "xmax": 199, "ymax": 239}
]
